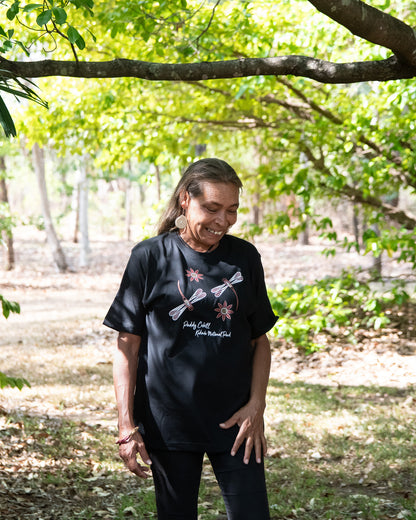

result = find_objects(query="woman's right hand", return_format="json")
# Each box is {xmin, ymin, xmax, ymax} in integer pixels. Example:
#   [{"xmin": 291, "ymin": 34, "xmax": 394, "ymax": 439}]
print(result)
[{"xmin": 118, "ymin": 431, "xmax": 152, "ymax": 478}]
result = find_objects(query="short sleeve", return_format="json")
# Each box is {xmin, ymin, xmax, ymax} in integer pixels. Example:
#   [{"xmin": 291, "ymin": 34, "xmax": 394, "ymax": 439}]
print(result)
[
  {"xmin": 103, "ymin": 245, "xmax": 148, "ymax": 335},
  {"xmin": 248, "ymin": 250, "xmax": 278, "ymax": 339}
]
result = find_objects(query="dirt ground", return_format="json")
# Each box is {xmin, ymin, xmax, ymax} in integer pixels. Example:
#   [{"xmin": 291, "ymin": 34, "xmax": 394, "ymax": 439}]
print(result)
[{"xmin": 1, "ymin": 228, "xmax": 416, "ymax": 427}]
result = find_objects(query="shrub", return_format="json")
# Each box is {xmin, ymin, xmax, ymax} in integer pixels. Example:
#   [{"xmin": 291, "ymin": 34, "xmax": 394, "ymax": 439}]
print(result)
[{"xmin": 268, "ymin": 270, "xmax": 411, "ymax": 354}]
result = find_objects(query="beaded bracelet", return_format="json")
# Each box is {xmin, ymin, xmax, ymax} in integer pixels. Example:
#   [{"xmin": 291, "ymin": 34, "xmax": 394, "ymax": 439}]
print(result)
[{"xmin": 116, "ymin": 426, "xmax": 139, "ymax": 445}]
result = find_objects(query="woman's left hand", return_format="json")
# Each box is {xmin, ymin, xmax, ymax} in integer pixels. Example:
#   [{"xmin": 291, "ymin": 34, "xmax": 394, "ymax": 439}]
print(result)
[{"xmin": 219, "ymin": 399, "xmax": 267, "ymax": 465}]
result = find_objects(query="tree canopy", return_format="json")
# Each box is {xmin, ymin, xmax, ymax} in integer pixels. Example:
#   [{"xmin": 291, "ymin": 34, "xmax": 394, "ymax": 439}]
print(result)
[{"xmin": 0, "ymin": 0, "xmax": 415, "ymax": 137}]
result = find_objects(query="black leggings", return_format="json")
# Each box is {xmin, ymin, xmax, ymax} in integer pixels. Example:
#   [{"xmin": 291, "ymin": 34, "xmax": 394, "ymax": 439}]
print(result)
[{"xmin": 149, "ymin": 447, "xmax": 270, "ymax": 520}]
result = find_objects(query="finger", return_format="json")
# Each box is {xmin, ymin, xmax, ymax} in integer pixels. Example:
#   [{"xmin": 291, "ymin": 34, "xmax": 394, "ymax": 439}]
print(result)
[
  {"xmin": 254, "ymin": 435, "xmax": 263, "ymax": 464},
  {"xmin": 123, "ymin": 434, "xmax": 152, "ymax": 467},
  {"xmin": 126, "ymin": 458, "xmax": 151, "ymax": 479},
  {"xmin": 137, "ymin": 441, "xmax": 152, "ymax": 466},
  {"xmin": 120, "ymin": 448, "xmax": 151, "ymax": 479},
  {"xmin": 230, "ymin": 426, "xmax": 246, "ymax": 457},
  {"xmin": 219, "ymin": 414, "xmax": 238, "ymax": 430},
  {"xmin": 243, "ymin": 436, "xmax": 254, "ymax": 464}
]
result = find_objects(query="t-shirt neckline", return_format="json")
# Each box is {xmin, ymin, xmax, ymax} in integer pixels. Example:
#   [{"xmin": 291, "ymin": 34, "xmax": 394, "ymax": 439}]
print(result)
[{"xmin": 173, "ymin": 232, "xmax": 225, "ymax": 257}]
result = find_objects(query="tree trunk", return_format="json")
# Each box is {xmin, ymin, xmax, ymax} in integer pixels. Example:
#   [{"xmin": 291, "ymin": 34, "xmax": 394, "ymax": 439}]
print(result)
[
  {"xmin": 154, "ymin": 164, "xmax": 161, "ymax": 203},
  {"xmin": 253, "ymin": 190, "xmax": 260, "ymax": 227},
  {"xmin": 372, "ymin": 253, "xmax": 383, "ymax": 279},
  {"xmin": 138, "ymin": 183, "xmax": 145, "ymax": 205},
  {"xmin": 301, "ymin": 222, "xmax": 310, "ymax": 246},
  {"xmin": 353, "ymin": 205, "xmax": 361, "ymax": 249},
  {"xmin": 370, "ymin": 223, "xmax": 382, "ymax": 279},
  {"xmin": 0, "ymin": 161, "xmax": 14, "ymax": 270},
  {"xmin": 73, "ymin": 186, "xmax": 80, "ymax": 243},
  {"xmin": 32, "ymin": 143, "xmax": 68, "ymax": 272},
  {"xmin": 125, "ymin": 179, "xmax": 132, "ymax": 241},
  {"xmin": 78, "ymin": 159, "xmax": 90, "ymax": 268},
  {"xmin": 299, "ymin": 196, "xmax": 310, "ymax": 245}
]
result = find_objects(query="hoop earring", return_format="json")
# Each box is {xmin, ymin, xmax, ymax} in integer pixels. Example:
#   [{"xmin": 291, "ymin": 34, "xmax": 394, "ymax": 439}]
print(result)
[{"xmin": 175, "ymin": 214, "xmax": 188, "ymax": 229}]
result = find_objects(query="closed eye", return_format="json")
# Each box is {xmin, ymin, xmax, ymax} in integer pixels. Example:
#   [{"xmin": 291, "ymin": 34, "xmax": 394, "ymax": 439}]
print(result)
[{"xmin": 203, "ymin": 204, "xmax": 239, "ymax": 214}]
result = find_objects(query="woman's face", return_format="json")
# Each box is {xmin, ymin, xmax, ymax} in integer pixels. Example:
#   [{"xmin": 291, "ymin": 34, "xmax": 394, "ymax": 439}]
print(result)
[{"xmin": 180, "ymin": 181, "xmax": 239, "ymax": 252}]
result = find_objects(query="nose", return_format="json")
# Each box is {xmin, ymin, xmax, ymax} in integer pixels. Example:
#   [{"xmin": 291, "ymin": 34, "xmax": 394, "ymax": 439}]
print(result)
[{"xmin": 214, "ymin": 211, "xmax": 227, "ymax": 227}]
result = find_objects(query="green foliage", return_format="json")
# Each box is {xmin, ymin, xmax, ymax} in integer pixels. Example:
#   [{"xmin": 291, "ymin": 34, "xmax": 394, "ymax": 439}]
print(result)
[
  {"xmin": 2, "ymin": 0, "xmax": 94, "ymax": 51},
  {"xmin": 0, "ymin": 0, "xmax": 94, "ymax": 136},
  {"xmin": 268, "ymin": 272, "xmax": 411, "ymax": 353},
  {"xmin": 0, "ymin": 294, "xmax": 29, "ymax": 390},
  {"xmin": 0, "ymin": 293, "xmax": 20, "ymax": 318},
  {"xmin": 0, "ymin": 371, "xmax": 30, "ymax": 389},
  {"xmin": 0, "ymin": 73, "xmax": 48, "ymax": 137}
]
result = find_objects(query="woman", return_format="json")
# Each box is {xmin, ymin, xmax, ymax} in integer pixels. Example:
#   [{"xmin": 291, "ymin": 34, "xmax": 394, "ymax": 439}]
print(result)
[{"xmin": 104, "ymin": 158, "xmax": 277, "ymax": 520}]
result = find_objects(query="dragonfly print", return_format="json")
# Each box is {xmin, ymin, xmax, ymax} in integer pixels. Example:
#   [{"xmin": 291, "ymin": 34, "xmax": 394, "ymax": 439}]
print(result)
[
  {"xmin": 169, "ymin": 280, "xmax": 207, "ymax": 321},
  {"xmin": 211, "ymin": 271, "xmax": 243, "ymax": 311}
]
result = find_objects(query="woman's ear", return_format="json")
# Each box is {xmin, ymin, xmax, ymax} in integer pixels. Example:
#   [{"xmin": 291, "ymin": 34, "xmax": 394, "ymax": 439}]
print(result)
[{"xmin": 180, "ymin": 190, "xmax": 190, "ymax": 210}]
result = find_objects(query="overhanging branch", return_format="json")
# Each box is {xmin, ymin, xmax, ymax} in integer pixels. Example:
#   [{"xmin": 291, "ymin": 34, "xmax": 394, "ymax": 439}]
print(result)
[
  {"xmin": 308, "ymin": 0, "xmax": 416, "ymax": 67},
  {"xmin": 302, "ymin": 144, "xmax": 416, "ymax": 230},
  {"xmin": 0, "ymin": 54, "xmax": 415, "ymax": 84}
]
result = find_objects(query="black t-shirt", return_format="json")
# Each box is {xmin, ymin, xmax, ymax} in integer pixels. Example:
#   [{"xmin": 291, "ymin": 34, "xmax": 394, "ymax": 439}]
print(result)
[{"xmin": 104, "ymin": 232, "xmax": 277, "ymax": 451}]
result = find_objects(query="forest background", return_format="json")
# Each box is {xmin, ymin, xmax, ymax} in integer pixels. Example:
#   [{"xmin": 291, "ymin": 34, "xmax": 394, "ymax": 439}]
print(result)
[{"xmin": 1, "ymin": 0, "xmax": 416, "ymax": 519}]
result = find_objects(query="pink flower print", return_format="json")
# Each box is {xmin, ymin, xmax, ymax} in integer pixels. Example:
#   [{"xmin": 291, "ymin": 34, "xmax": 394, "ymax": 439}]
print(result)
[
  {"xmin": 186, "ymin": 268, "xmax": 204, "ymax": 282},
  {"xmin": 215, "ymin": 301, "xmax": 234, "ymax": 321}
]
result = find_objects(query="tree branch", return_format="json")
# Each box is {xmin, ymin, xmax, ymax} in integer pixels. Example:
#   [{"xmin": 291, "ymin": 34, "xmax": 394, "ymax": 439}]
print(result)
[
  {"xmin": 273, "ymin": 78, "xmax": 415, "ymax": 186},
  {"xmin": 302, "ymin": 144, "xmax": 416, "ymax": 229},
  {"xmin": 308, "ymin": 0, "xmax": 416, "ymax": 67},
  {"xmin": 0, "ymin": 54, "xmax": 415, "ymax": 84},
  {"xmin": 192, "ymin": 0, "xmax": 221, "ymax": 48}
]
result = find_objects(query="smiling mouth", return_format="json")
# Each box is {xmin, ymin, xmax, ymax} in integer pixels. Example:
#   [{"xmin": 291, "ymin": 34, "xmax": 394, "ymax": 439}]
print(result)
[{"xmin": 207, "ymin": 228, "xmax": 222, "ymax": 236}]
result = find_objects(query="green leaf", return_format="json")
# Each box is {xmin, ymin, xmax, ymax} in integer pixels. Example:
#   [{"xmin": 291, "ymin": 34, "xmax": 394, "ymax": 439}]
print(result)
[
  {"xmin": 6, "ymin": 2, "xmax": 20, "ymax": 21},
  {"xmin": 52, "ymin": 6, "xmax": 67, "ymax": 24},
  {"xmin": 86, "ymin": 28, "xmax": 96, "ymax": 43},
  {"xmin": 23, "ymin": 3, "xmax": 43, "ymax": 12},
  {"xmin": 69, "ymin": 0, "xmax": 94, "ymax": 11},
  {"xmin": 110, "ymin": 25, "xmax": 118, "ymax": 38},
  {"xmin": 235, "ymin": 84, "xmax": 249, "ymax": 100},
  {"xmin": 36, "ymin": 9, "xmax": 52, "ymax": 26},
  {"xmin": 75, "ymin": 35, "xmax": 85, "ymax": 49},
  {"xmin": 67, "ymin": 25, "xmax": 82, "ymax": 44},
  {"xmin": 1, "ymin": 295, "xmax": 20, "ymax": 316},
  {"xmin": 0, "ymin": 72, "xmax": 48, "ymax": 110},
  {"xmin": 0, "ymin": 27, "xmax": 7, "ymax": 38},
  {"xmin": 7, "ymin": 29, "xmax": 14, "ymax": 39},
  {"xmin": 0, "ymin": 96, "xmax": 16, "ymax": 138},
  {"xmin": 0, "ymin": 371, "xmax": 30, "ymax": 390},
  {"xmin": 155, "ymin": 45, "xmax": 164, "ymax": 57},
  {"xmin": 0, "ymin": 83, "xmax": 36, "ymax": 100},
  {"xmin": 2, "ymin": 40, "xmax": 12, "ymax": 51},
  {"xmin": 16, "ymin": 40, "xmax": 30, "ymax": 57}
]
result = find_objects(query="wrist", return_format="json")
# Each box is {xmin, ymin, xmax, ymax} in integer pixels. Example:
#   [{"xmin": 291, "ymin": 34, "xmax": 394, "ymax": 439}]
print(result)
[
  {"xmin": 248, "ymin": 396, "xmax": 266, "ymax": 411},
  {"xmin": 118, "ymin": 422, "xmax": 137, "ymax": 438},
  {"xmin": 118, "ymin": 417, "xmax": 136, "ymax": 432},
  {"xmin": 116, "ymin": 426, "xmax": 139, "ymax": 445}
]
